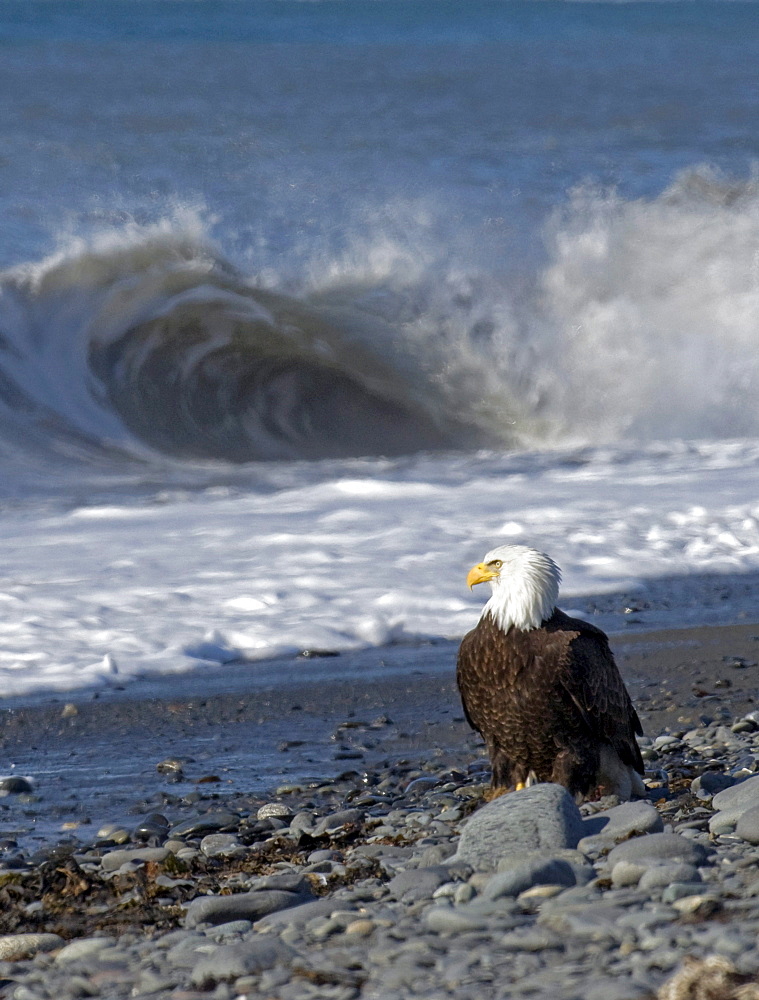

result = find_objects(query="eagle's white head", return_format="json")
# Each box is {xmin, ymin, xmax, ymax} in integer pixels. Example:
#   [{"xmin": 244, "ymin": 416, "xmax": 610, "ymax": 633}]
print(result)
[{"xmin": 466, "ymin": 544, "xmax": 561, "ymax": 632}]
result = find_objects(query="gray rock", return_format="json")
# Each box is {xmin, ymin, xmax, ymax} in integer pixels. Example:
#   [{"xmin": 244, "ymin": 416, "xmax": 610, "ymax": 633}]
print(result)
[
  {"xmin": 538, "ymin": 903, "xmax": 626, "ymax": 942},
  {"xmin": 578, "ymin": 801, "xmax": 663, "ymax": 854},
  {"xmin": 712, "ymin": 774, "xmax": 759, "ymax": 812},
  {"xmin": 607, "ymin": 832, "xmax": 711, "ymax": 869},
  {"xmin": 184, "ymin": 890, "xmax": 307, "ymax": 928},
  {"xmin": 709, "ymin": 808, "xmax": 744, "ymax": 836},
  {"xmin": 191, "ymin": 939, "xmax": 294, "ymax": 987},
  {"xmin": 55, "ymin": 937, "xmax": 115, "ymax": 965},
  {"xmin": 691, "ymin": 772, "xmax": 736, "ymax": 800},
  {"xmin": 499, "ymin": 928, "xmax": 565, "ymax": 951},
  {"xmin": 638, "ymin": 862, "xmax": 702, "ymax": 892},
  {"xmin": 257, "ymin": 803, "xmax": 292, "ymax": 820},
  {"xmin": 246, "ymin": 872, "xmax": 312, "ymax": 894},
  {"xmin": 311, "ymin": 808, "xmax": 364, "ymax": 837},
  {"xmin": 454, "ymin": 784, "xmax": 585, "ymax": 872},
  {"xmin": 387, "ymin": 865, "xmax": 457, "ymax": 902},
  {"xmin": 169, "ymin": 811, "xmax": 240, "ymax": 838},
  {"xmin": 0, "ymin": 934, "xmax": 63, "ymax": 960},
  {"xmin": 100, "ymin": 847, "xmax": 171, "ymax": 872},
  {"xmin": 200, "ymin": 834, "xmax": 245, "ymax": 858},
  {"xmin": 736, "ymin": 805, "xmax": 759, "ymax": 845},
  {"xmin": 255, "ymin": 898, "xmax": 348, "ymax": 930},
  {"xmin": 611, "ymin": 861, "xmax": 647, "ymax": 887},
  {"xmin": 662, "ymin": 882, "xmax": 710, "ymax": 904},
  {"xmin": 585, "ymin": 978, "xmax": 653, "ymax": 1000},
  {"xmin": 423, "ymin": 906, "xmax": 493, "ymax": 934},
  {"xmin": 483, "ymin": 853, "xmax": 593, "ymax": 900}
]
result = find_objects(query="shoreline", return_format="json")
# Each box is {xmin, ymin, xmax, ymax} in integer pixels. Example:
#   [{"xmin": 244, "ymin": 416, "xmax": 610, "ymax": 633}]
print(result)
[
  {"xmin": 0, "ymin": 620, "xmax": 758, "ymax": 998},
  {"xmin": 1, "ymin": 620, "xmax": 758, "ymax": 856}
]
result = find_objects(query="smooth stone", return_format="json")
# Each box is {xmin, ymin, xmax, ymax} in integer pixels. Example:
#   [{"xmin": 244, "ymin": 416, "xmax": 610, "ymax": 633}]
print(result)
[
  {"xmin": 208, "ymin": 920, "xmax": 253, "ymax": 938},
  {"xmin": 101, "ymin": 847, "xmax": 171, "ymax": 872},
  {"xmin": 0, "ymin": 777, "xmax": 34, "ymax": 795},
  {"xmin": 735, "ymin": 805, "xmax": 759, "ymax": 845},
  {"xmin": 96, "ymin": 823, "xmax": 131, "ymax": 844},
  {"xmin": 423, "ymin": 906, "xmax": 492, "ymax": 934},
  {"xmin": 607, "ymin": 833, "xmax": 711, "ymax": 869},
  {"xmin": 455, "ymin": 784, "xmax": 584, "ymax": 872},
  {"xmin": 246, "ymin": 872, "xmax": 311, "ymax": 894},
  {"xmin": 169, "ymin": 812, "xmax": 240, "ymax": 838},
  {"xmin": 200, "ymin": 834, "xmax": 246, "ymax": 858},
  {"xmin": 484, "ymin": 854, "xmax": 592, "ymax": 900},
  {"xmin": 311, "ymin": 808, "xmax": 364, "ymax": 838},
  {"xmin": 0, "ymin": 934, "xmax": 63, "ymax": 960},
  {"xmin": 538, "ymin": 904, "xmax": 626, "ymax": 941},
  {"xmin": 184, "ymin": 890, "xmax": 307, "ymax": 928},
  {"xmin": 691, "ymin": 772, "xmax": 736, "ymax": 800},
  {"xmin": 709, "ymin": 808, "xmax": 744, "ymax": 836},
  {"xmin": 499, "ymin": 928, "xmax": 565, "ymax": 951},
  {"xmin": 257, "ymin": 803, "xmax": 292, "ymax": 820},
  {"xmin": 638, "ymin": 862, "xmax": 701, "ymax": 892},
  {"xmin": 585, "ymin": 979, "xmax": 652, "ymax": 1000},
  {"xmin": 255, "ymin": 898, "xmax": 348, "ymax": 930},
  {"xmin": 307, "ymin": 849, "xmax": 342, "ymax": 863},
  {"xmin": 387, "ymin": 866, "xmax": 454, "ymax": 902},
  {"xmin": 712, "ymin": 775, "xmax": 759, "ymax": 812},
  {"xmin": 578, "ymin": 801, "xmax": 664, "ymax": 854},
  {"xmin": 55, "ymin": 937, "xmax": 115, "ymax": 964},
  {"xmin": 611, "ymin": 861, "xmax": 647, "ymax": 888},
  {"xmin": 662, "ymin": 882, "xmax": 711, "ymax": 903},
  {"xmin": 191, "ymin": 939, "xmax": 294, "ymax": 987},
  {"xmin": 671, "ymin": 894, "xmax": 722, "ymax": 917}
]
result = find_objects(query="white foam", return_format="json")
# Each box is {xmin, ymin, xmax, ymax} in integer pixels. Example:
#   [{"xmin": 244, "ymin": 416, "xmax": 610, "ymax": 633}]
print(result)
[{"xmin": 1, "ymin": 439, "xmax": 759, "ymax": 699}]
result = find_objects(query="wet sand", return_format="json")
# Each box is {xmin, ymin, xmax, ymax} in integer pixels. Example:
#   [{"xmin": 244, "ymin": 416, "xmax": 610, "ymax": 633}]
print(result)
[{"xmin": 0, "ymin": 621, "xmax": 758, "ymax": 853}]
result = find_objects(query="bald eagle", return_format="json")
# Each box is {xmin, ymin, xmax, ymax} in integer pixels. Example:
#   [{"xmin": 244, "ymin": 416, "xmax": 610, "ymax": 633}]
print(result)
[{"xmin": 457, "ymin": 544, "xmax": 645, "ymax": 801}]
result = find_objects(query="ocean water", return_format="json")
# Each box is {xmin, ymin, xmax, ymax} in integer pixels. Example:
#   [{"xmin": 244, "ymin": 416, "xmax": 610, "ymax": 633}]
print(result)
[{"xmin": 1, "ymin": 0, "xmax": 759, "ymax": 697}]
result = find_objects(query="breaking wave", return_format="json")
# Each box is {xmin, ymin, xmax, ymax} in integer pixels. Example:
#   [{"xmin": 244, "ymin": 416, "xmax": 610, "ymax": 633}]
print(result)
[{"xmin": 0, "ymin": 165, "xmax": 758, "ymax": 467}]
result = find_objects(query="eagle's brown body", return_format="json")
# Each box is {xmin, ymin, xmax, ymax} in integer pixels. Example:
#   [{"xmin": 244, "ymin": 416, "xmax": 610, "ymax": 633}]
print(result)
[{"xmin": 457, "ymin": 607, "xmax": 644, "ymax": 798}]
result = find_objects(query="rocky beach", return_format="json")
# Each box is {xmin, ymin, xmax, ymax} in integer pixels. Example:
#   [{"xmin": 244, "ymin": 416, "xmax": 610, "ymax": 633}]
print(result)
[{"xmin": 0, "ymin": 622, "xmax": 758, "ymax": 999}]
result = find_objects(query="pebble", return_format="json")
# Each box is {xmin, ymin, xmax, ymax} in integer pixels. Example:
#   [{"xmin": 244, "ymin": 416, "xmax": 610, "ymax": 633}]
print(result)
[
  {"xmin": 190, "ymin": 939, "xmax": 294, "ymax": 987},
  {"xmin": 0, "ymin": 934, "xmax": 63, "ymax": 960},
  {"xmin": 2, "ymin": 712, "xmax": 759, "ymax": 1000},
  {"xmin": 606, "ymin": 832, "xmax": 711, "ymax": 868},
  {"xmin": 482, "ymin": 854, "xmax": 591, "ymax": 899},
  {"xmin": 185, "ymin": 888, "xmax": 312, "ymax": 928},
  {"xmin": 577, "ymin": 800, "xmax": 664, "ymax": 854}
]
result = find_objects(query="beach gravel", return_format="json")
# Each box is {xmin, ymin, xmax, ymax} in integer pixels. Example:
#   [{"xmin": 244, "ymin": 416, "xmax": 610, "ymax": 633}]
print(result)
[{"xmin": 4, "ymin": 636, "xmax": 759, "ymax": 999}]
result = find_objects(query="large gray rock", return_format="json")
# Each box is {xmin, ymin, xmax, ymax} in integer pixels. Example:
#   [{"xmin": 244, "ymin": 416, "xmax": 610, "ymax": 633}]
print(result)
[
  {"xmin": 735, "ymin": 805, "xmax": 759, "ymax": 845},
  {"xmin": 191, "ymin": 940, "xmax": 294, "ymax": 987},
  {"xmin": 577, "ymin": 801, "xmax": 663, "ymax": 854},
  {"xmin": 606, "ymin": 832, "xmax": 710, "ymax": 869},
  {"xmin": 711, "ymin": 774, "xmax": 759, "ymax": 812},
  {"xmin": 184, "ymin": 890, "xmax": 308, "ymax": 928},
  {"xmin": 454, "ymin": 784, "xmax": 585, "ymax": 872},
  {"xmin": 709, "ymin": 776, "xmax": 759, "ymax": 837}
]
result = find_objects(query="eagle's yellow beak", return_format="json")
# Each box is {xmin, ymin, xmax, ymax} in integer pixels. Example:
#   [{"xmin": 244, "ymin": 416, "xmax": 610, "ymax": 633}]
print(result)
[{"xmin": 466, "ymin": 562, "xmax": 497, "ymax": 589}]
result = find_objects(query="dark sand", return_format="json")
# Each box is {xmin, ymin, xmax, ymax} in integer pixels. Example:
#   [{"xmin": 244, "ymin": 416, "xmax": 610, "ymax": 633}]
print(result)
[{"xmin": 1, "ymin": 621, "xmax": 758, "ymax": 853}]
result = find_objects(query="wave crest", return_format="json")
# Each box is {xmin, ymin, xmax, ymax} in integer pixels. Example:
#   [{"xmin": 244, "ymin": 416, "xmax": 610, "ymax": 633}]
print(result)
[{"xmin": 1, "ymin": 166, "xmax": 758, "ymax": 467}]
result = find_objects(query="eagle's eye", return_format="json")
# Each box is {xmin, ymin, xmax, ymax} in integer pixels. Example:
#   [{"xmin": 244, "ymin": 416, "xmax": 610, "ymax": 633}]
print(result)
[{"xmin": 490, "ymin": 559, "xmax": 503, "ymax": 569}]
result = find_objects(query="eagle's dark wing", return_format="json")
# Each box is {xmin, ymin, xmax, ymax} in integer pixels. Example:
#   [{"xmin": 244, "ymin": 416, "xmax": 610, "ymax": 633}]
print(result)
[
  {"xmin": 549, "ymin": 609, "xmax": 644, "ymax": 774},
  {"xmin": 456, "ymin": 622, "xmax": 493, "ymax": 737}
]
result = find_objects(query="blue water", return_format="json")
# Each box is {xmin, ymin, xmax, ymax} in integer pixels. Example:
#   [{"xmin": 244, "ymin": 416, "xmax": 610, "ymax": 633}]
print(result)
[{"xmin": 0, "ymin": 0, "xmax": 758, "ymax": 493}]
